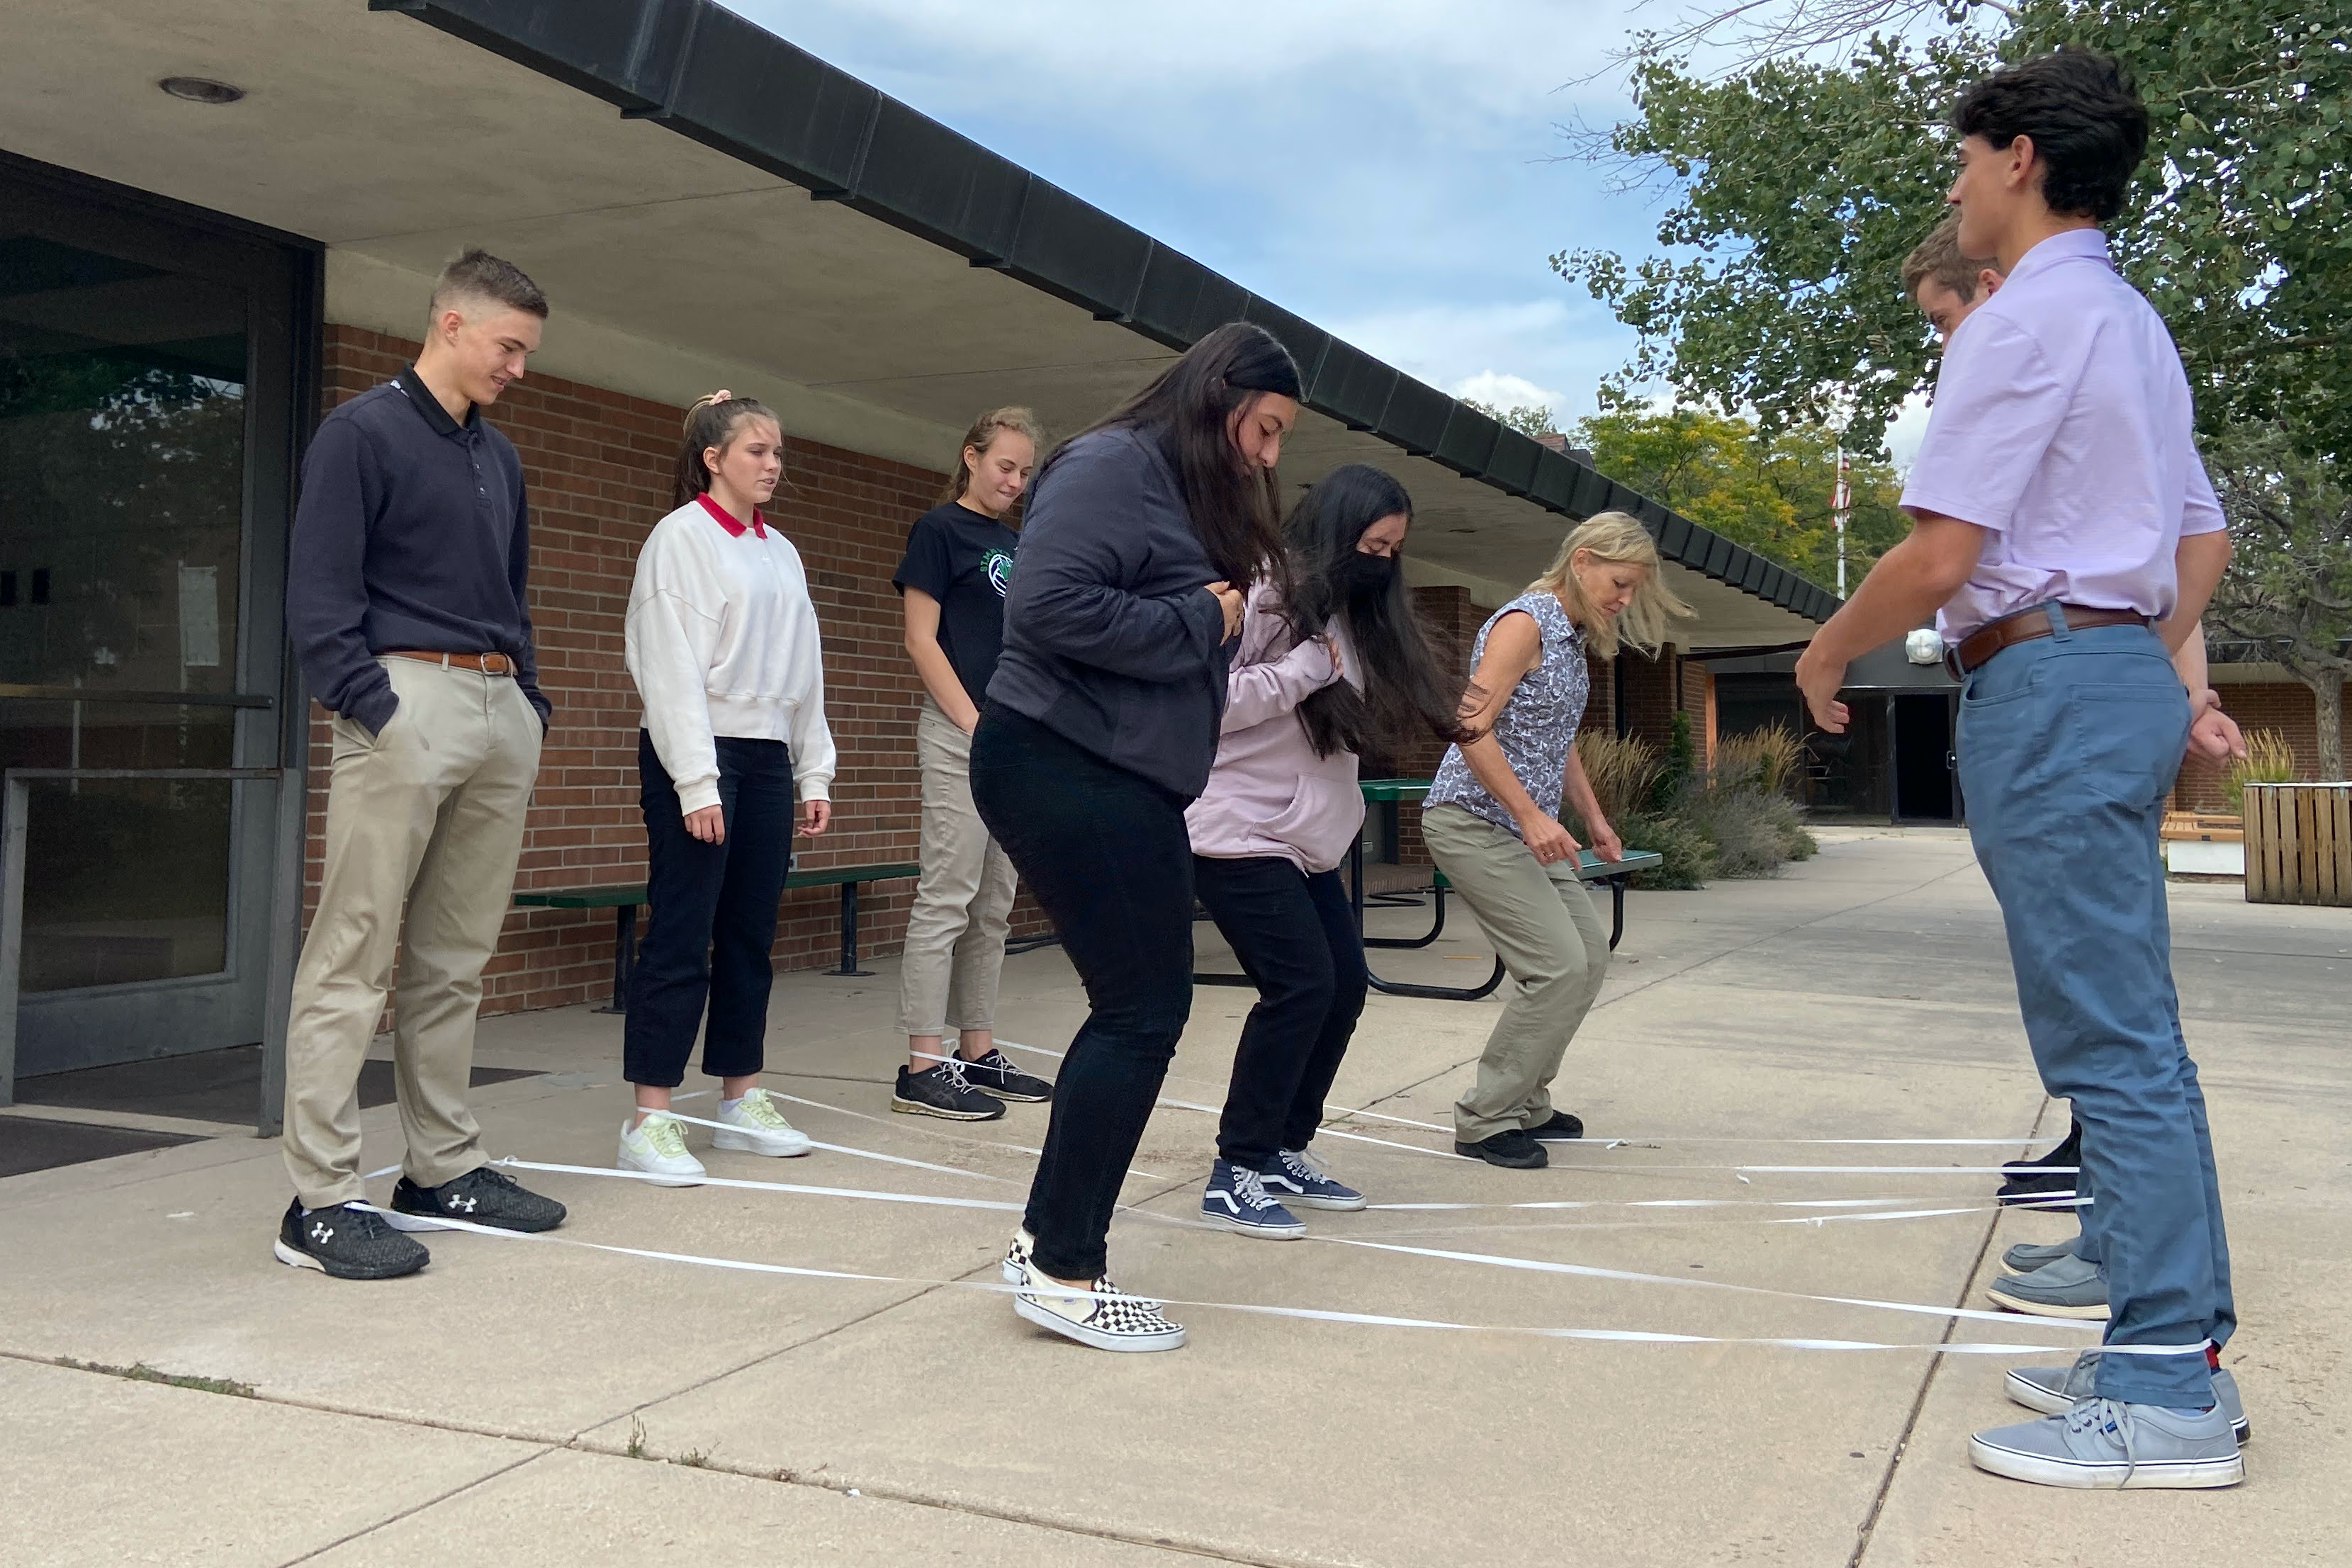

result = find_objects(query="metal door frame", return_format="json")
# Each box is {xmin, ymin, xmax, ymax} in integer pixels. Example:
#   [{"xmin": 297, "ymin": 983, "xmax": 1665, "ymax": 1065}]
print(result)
[{"xmin": 0, "ymin": 151, "xmax": 320, "ymax": 1130}]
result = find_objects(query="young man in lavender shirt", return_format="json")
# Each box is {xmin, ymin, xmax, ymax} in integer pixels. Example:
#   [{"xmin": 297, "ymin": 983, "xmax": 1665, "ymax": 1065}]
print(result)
[{"xmin": 1796, "ymin": 52, "xmax": 2246, "ymax": 1489}]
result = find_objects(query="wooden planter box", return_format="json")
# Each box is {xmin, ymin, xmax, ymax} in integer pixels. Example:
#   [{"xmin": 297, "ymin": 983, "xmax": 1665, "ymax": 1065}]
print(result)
[{"xmin": 2242, "ymin": 783, "xmax": 2352, "ymax": 906}]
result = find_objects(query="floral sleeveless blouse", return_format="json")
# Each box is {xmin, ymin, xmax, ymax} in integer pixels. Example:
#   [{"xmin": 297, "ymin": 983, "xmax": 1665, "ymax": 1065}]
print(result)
[{"xmin": 1427, "ymin": 590, "xmax": 1589, "ymax": 839}]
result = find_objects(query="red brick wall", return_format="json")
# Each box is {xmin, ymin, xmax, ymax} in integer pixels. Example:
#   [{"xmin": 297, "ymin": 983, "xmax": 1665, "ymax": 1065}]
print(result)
[
  {"xmin": 305, "ymin": 327, "xmax": 1042, "ymax": 1016},
  {"xmin": 2173, "ymin": 678, "xmax": 2351, "ymax": 812}
]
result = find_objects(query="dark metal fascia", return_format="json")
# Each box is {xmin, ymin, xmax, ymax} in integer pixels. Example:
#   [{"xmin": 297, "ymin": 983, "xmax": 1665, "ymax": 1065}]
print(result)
[{"xmin": 376, "ymin": 0, "xmax": 1835, "ymax": 621}]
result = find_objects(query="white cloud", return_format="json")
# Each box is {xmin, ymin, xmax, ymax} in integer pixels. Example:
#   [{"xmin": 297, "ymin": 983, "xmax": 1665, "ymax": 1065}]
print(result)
[
  {"xmin": 1883, "ymin": 390, "xmax": 1934, "ymax": 473},
  {"xmin": 1450, "ymin": 371, "xmax": 1570, "ymax": 422}
]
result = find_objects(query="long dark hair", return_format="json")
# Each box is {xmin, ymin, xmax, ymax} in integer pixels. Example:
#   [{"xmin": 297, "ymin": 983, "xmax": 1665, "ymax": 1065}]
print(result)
[
  {"xmin": 1283, "ymin": 464, "xmax": 1470, "ymax": 760},
  {"xmin": 674, "ymin": 393, "xmax": 781, "ymax": 509},
  {"xmin": 1036, "ymin": 321, "xmax": 1301, "ymax": 587}
]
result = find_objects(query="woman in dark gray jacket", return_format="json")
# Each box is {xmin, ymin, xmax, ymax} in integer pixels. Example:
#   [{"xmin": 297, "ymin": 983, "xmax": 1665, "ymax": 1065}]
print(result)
[{"xmin": 972, "ymin": 322, "xmax": 1301, "ymax": 1353}]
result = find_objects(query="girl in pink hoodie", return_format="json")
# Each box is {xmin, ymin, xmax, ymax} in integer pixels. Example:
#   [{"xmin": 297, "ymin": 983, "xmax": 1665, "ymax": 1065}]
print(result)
[{"xmin": 1186, "ymin": 465, "xmax": 1468, "ymax": 1236}]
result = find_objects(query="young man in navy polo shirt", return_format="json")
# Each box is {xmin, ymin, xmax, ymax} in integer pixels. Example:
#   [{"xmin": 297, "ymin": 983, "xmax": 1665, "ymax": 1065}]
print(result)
[
  {"xmin": 276, "ymin": 250, "xmax": 566, "ymax": 1280},
  {"xmin": 1798, "ymin": 53, "xmax": 2244, "ymax": 1487}
]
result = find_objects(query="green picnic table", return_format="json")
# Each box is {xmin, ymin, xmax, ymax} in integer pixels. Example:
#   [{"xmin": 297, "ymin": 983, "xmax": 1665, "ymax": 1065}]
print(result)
[
  {"xmin": 1198, "ymin": 777, "xmax": 1661, "ymax": 1002},
  {"xmin": 513, "ymin": 861, "xmax": 919, "ymax": 1012}
]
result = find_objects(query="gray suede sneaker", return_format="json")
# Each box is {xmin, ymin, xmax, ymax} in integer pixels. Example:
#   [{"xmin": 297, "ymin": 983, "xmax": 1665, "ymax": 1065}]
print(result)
[
  {"xmin": 1985, "ymin": 1251, "xmax": 2109, "ymax": 1320},
  {"xmin": 1969, "ymin": 1398, "xmax": 2242, "ymax": 1489},
  {"xmin": 2006, "ymin": 1352, "xmax": 2247, "ymax": 1442},
  {"xmin": 2000, "ymin": 1233, "xmax": 2081, "ymax": 1273}
]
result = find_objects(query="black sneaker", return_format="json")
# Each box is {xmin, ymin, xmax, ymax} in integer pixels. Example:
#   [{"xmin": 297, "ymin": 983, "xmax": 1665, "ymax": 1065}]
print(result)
[
  {"xmin": 1526, "ymin": 1111, "xmax": 1585, "ymax": 1142},
  {"xmin": 960, "ymin": 1048, "xmax": 1054, "ymax": 1102},
  {"xmin": 892, "ymin": 1061, "xmax": 1006, "ymax": 1121},
  {"xmin": 274, "ymin": 1198, "xmax": 429, "ymax": 1280},
  {"xmin": 1454, "ymin": 1129, "xmax": 1548, "ymax": 1168},
  {"xmin": 1998, "ymin": 1124, "xmax": 2083, "ymax": 1205},
  {"xmin": 388, "ymin": 1166, "xmax": 566, "ymax": 1234}
]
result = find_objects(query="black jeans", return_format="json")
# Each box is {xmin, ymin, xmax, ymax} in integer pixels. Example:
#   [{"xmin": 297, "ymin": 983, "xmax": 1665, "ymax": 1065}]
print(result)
[
  {"xmin": 623, "ymin": 733, "xmax": 793, "ymax": 1088},
  {"xmin": 969, "ymin": 704, "xmax": 1195, "ymax": 1281},
  {"xmin": 1194, "ymin": 857, "xmax": 1368, "ymax": 1168}
]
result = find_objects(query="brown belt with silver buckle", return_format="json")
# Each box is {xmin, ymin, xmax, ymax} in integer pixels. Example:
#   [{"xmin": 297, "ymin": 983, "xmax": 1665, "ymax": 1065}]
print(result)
[
  {"xmin": 1952, "ymin": 604, "xmax": 2153, "ymax": 675},
  {"xmin": 383, "ymin": 648, "xmax": 515, "ymax": 676}
]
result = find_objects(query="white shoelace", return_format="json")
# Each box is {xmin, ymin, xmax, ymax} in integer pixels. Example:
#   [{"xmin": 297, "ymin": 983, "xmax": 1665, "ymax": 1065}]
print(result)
[
  {"xmin": 1230, "ymin": 1166, "xmax": 1285, "ymax": 1212},
  {"xmin": 1279, "ymin": 1148, "xmax": 1333, "ymax": 1186}
]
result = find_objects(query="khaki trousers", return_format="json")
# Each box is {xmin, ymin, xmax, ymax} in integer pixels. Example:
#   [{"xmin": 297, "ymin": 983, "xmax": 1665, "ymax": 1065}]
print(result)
[
  {"xmin": 1421, "ymin": 803, "xmax": 1611, "ymax": 1144},
  {"xmin": 896, "ymin": 699, "xmax": 1019, "ymax": 1036},
  {"xmin": 282, "ymin": 658, "xmax": 541, "ymax": 1207}
]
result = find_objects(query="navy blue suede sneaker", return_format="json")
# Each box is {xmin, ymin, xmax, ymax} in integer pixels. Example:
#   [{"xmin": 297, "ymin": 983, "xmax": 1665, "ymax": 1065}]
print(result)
[
  {"xmin": 1200, "ymin": 1158, "xmax": 1306, "ymax": 1239},
  {"xmin": 1261, "ymin": 1146, "xmax": 1366, "ymax": 1211}
]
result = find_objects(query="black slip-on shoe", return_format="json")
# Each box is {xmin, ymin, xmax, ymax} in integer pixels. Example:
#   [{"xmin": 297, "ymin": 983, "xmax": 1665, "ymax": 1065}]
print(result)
[
  {"xmin": 274, "ymin": 1198, "xmax": 429, "ymax": 1280},
  {"xmin": 388, "ymin": 1166, "xmax": 566, "ymax": 1234},
  {"xmin": 1454, "ymin": 1130, "xmax": 1548, "ymax": 1169},
  {"xmin": 1525, "ymin": 1111, "xmax": 1585, "ymax": 1142}
]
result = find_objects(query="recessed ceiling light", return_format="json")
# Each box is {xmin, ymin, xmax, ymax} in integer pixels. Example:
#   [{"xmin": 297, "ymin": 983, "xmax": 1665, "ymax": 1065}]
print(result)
[{"xmin": 159, "ymin": 77, "xmax": 245, "ymax": 106}]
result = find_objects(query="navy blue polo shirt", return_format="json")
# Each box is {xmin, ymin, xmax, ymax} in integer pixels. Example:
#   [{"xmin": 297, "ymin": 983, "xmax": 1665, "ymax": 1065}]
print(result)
[{"xmin": 286, "ymin": 365, "xmax": 548, "ymax": 735}]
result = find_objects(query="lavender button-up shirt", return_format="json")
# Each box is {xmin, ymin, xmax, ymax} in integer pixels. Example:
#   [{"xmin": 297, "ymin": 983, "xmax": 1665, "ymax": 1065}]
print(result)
[{"xmin": 1899, "ymin": 228, "xmax": 2223, "ymax": 641}]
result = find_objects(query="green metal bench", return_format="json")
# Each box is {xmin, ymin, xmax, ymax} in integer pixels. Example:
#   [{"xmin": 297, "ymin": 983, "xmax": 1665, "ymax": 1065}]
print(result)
[
  {"xmin": 513, "ymin": 861, "xmax": 919, "ymax": 1011},
  {"xmin": 1197, "ymin": 778, "xmax": 1662, "ymax": 1003}
]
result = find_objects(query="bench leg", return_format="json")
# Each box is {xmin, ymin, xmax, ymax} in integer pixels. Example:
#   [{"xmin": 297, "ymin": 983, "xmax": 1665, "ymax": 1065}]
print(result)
[
  {"xmin": 595, "ymin": 904, "xmax": 637, "ymax": 1015},
  {"xmin": 1609, "ymin": 876, "xmax": 1627, "ymax": 951},
  {"xmin": 831, "ymin": 883, "xmax": 874, "ymax": 978}
]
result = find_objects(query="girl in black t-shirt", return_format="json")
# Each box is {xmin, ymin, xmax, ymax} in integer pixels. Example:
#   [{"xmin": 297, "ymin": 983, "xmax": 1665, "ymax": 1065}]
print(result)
[{"xmin": 889, "ymin": 407, "xmax": 1058, "ymax": 1119}]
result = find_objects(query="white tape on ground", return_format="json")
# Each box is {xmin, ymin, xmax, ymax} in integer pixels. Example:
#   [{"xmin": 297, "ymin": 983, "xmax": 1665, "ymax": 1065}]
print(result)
[
  {"xmin": 750, "ymin": 1086, "xmax": 1167, "ymax": 1183},
  {"xmin": 641, "ymin": 1107, "xmax": 997, "ymax": 1180},
  {"xmin": 1315, "ymin": 1234, "xmax": 2105, "ymax": 1333},
  {"xmin": 370, "ymin": 1203, "xmax": 2189, "ymax": 1357},
  {"xmin": 996, "ymin": 1041, "xmax": 2068, "ymax": 1149}
]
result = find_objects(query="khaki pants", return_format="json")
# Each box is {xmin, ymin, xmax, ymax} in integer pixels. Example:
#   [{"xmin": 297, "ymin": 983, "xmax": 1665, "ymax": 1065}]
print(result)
[
  {"xmin": 1421, "ymin": 803, "xmax": 1610, "ymax": 1144},
  {"xmin": 282, "ymin": 658, "xmax": 541, "ymax": 1207},
  {"xmin": 896, "ymin": 699, "xmax": 1019, "ymax": 1037}
]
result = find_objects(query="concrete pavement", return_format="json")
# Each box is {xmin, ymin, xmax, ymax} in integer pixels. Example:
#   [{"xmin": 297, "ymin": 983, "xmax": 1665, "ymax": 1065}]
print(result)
[{"xmin": 2, "ymin": 827, "xmax": 2343, "ymax": 1565}]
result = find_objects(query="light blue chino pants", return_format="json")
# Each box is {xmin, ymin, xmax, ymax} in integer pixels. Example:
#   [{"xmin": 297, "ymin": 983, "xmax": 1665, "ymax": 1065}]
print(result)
[{"xmin": 1957, "ymin": 609, "xmax": 2234, "ymax": 1406}]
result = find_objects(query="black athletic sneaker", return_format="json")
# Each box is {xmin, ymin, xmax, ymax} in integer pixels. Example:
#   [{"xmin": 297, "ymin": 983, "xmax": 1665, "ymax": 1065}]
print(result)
[
  {"xmin": 1998, "ymin": 1124, "xmax": 2082, "ymax": 1205},
  {"xmin": 388, "ymin": 1166, "xmax": 566, "ymax": 1233},
  {"xmin": 274, "ymin": 1198, "xmax": 429, "ymax": 1280},
  {"xmin": 1526, "ymin": 1110, "xmax": 1585, "ymax": 1142},
  {"xmin": 960, "ymin": 1048, "xmax": 1054, "ymax": 1102},
  {"xmin": 892, "ymin": 1061, "xmax": 1006, "ymax": 1121},
  {"xmin": 1455, "ymin": 1129, "xmax": 1548, "ymax": 1168}
]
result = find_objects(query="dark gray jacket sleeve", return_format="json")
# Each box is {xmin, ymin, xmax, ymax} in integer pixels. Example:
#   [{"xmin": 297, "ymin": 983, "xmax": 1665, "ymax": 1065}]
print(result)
[
  {"xmin": 1006, "ymin": 441, "xmax": 1225, "ymax": 681},
  {"xmin": 508, "ymin": 469, "xmax": 551, "ymax": 727},
  {"xmin": 286, "ymin": 416, "xmax": 398, "ymax": 735}
]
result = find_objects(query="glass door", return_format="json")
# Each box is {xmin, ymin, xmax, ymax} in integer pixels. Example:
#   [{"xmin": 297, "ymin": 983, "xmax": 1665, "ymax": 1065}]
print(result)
[{"xmin": 1, "ymin": 156, "xmax": 310, "ymax": 1080}]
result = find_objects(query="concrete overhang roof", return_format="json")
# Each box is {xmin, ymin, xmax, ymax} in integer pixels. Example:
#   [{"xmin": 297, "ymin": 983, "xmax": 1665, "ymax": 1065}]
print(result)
[{"xmin": 1, "ymin": 0, "xmax": 1837, "ymax": 650}]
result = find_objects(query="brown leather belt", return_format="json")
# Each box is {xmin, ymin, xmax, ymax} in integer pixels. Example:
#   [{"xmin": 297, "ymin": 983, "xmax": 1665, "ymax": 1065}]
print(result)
[
  {"xmin": 1952, "ymin": 604, "xmax": 2153, "ymax": 675},
  {"xmin": 383, "ymin": 648, "xmax": 515, "ymax": 676}
]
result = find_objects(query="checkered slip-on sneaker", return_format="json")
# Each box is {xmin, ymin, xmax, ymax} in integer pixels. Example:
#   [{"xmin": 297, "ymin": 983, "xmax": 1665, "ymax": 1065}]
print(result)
[{"xmin": 1012, "ymin": 1260, "xmax": 1186, "ymax": 1353}]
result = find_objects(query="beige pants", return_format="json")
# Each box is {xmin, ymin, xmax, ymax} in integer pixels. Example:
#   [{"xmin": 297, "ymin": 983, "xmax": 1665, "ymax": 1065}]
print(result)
[
  {"xmin": 896, "ymin": 699, "xmax": 1019, "ymax": 1037},
  {"xmin": 1421, "ymin": 803, "xmax": 1611, "ymax": 1144},
  {"xmin": 282, "ymin": 658, "xmax": 542, "ymax": 1207}
]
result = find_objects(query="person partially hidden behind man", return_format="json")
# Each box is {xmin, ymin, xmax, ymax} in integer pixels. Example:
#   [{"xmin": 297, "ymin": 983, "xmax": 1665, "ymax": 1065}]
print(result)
[{"xmin": 276, "ymin": 249, "xmax": 567, "ymax": 1280}]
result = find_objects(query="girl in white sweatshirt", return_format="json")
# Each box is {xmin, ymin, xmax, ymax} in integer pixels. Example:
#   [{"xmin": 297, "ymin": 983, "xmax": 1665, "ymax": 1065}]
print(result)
[{"xmin": 616, "ymin": 392, "xmax": 837, "ymax": 1184}]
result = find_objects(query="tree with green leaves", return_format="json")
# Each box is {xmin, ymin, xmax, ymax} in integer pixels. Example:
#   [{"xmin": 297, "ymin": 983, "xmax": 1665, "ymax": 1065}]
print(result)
[
  {"xmin": 2203, "ymin": 424, "xmax": 2352, "ymax": 780},
  {"xmin": 1555, "ymin": 4, "xmax": 2351, "ymax": 458},
  {"xmin": 1463, "ymin": 399, "xmax": 1558, "ymax": 439},
  {"xmin": 1573, "ymin": 404, "xmax": 1907, "ymax": 590}
]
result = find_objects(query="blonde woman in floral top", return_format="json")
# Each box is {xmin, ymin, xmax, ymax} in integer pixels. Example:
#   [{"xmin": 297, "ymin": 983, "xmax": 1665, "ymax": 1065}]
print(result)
[{"xmin": 1424, "ymin": 511, "xmax": 1691, "ymax": 1168}]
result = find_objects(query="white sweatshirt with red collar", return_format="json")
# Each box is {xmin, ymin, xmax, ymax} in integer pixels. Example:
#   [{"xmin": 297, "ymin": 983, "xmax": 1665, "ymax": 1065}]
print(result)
[{"xmin": 625, "ymin": 492, "xmax": 836, "ymax": 816}]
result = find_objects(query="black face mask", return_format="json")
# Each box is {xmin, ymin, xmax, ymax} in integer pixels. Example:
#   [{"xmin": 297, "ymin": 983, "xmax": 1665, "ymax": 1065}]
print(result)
[{"xmin": 1339, "ymin": 551, "xmax": 1396, "ymax": 599}]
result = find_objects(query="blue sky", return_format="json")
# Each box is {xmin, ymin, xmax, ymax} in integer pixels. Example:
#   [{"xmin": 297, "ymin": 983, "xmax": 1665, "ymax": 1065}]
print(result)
[{"xmin": 724, "ymin": 0, "xmax": 1675, "ymax": 437}]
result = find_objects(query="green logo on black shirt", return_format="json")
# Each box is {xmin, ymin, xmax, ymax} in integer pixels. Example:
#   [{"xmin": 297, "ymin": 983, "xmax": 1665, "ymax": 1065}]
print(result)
[{"xmin": 984, "ymin": 548, "xmax": 1013, "ymax": 597}]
